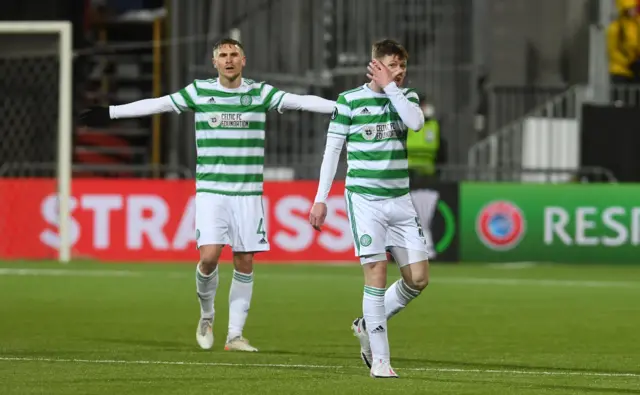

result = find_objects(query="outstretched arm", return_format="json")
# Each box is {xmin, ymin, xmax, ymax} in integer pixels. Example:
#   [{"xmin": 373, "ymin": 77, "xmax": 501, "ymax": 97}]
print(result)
[
  {"xmin": 79, "ymin": 82, "xmax": 196, "ymax": 126},
  {"xmin": 109, "ymin": 96, "xmax": 178, "ymax": 119},
  {"xmin": 278, "ymin": 93, "xmax": 336, "ymax": 114},
  {"xmin": 260, "ymin": 83, "xmax": 335, "ymax": 114}
]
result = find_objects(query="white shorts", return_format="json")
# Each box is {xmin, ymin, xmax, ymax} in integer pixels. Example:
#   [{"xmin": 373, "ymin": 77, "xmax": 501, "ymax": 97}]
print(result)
[
  {"xmin": 195, "ymin": 193, "xmax": 269, "ymax": 253},
  {"xmin": 344, "ymin": 190, "xmax": 428, "ymax": 262}
]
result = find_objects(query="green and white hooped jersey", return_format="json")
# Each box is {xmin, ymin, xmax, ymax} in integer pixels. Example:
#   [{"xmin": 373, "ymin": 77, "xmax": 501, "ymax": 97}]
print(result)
[
  {"xmin": 328, "ymin": 84, "xmax": 420, "ymax": 200},
  {"xmin": 169, "ymin": 78, "xmax": 285, "ymax": 196}
]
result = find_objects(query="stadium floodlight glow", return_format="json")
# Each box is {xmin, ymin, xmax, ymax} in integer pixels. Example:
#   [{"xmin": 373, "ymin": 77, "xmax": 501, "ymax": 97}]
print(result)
[{"xmin": 0, "ymin": 21, "xmax": 73, "ymax": 263}]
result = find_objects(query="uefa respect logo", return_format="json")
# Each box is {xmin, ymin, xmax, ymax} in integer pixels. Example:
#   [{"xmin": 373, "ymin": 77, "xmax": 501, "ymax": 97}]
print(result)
[{"xmin": 475, "ymin": 200, "xmax": 526, "ymax": 251}]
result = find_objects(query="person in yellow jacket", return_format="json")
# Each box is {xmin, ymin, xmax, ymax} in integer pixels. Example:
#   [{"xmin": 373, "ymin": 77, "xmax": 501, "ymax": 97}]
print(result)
[
  {"xmin": 407, "ymin": 98, "xmax": 444, "ymax": 181},
  {"xmin": 607, "ymin": 0, "xmax": 640, "ymax": 85}
]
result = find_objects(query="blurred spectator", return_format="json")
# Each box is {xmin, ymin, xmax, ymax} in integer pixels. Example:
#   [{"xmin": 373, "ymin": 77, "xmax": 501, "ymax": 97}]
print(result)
[
  {"xmin": 607, "ymin": 0, "xmax": 640, "ymax": 104},
  {"xmin": 474, "ymin": 73, "xmax": 489, "ymax": 140},
  {"xmin": 407, "ymin": 97, "xmax": 447, "ymax": 183}
]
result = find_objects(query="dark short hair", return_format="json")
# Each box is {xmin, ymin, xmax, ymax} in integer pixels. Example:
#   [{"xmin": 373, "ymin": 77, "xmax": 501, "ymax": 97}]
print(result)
[
  {"xmin": 213, "ymin": 38, "xmax": 245, "ymax": 57},
  {"xmin": 371, "ymin": 39, "xmax": 409, "ymax": 61}
]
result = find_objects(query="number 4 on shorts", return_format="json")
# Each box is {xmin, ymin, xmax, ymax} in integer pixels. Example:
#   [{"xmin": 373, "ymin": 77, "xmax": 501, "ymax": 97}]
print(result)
[
  {"xmin": 414, "ymin": 217, "xmax": 424, "ymax": 238},
  {"xmin": 257, "ymin": 218, "xmax": 268, "ymax": 244}
]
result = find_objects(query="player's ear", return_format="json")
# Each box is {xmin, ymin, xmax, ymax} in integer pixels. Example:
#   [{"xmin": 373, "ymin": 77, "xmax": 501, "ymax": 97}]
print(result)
[{"xmin": 241, "ymin": 56, "xmax": 246, "ymax": 67}]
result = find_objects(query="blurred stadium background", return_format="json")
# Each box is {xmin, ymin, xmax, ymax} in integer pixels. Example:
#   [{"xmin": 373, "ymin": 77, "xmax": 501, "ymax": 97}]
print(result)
[{"xmin": 0, "ymin": 1, "xmax": 639, "ymax": 394}]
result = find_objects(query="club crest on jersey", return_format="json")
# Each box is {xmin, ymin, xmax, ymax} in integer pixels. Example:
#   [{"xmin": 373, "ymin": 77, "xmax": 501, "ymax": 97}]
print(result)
[{"xmin": 240, "ymin": 94, "xmax": 253, "ymax": 106}]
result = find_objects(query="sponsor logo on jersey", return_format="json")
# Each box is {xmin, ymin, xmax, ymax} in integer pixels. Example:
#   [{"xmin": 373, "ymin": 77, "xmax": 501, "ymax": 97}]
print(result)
[
  {"xmin": 208, "ymin": 113, "xmax": 250, "ymax": 128},
  {"xmin": 476, "ymin": 200, "xmax": 526, "ymax": 251},
  {"xmin": 362, "ymin": 126, "xmax": 376, "ymax": 141},
  {"xmin": 364, "ymin": 123, "xmax": 406, "ymax": 140},
  {"xmin": 360, "ymin": 123, "xmax": 405, "ymax": 141}
]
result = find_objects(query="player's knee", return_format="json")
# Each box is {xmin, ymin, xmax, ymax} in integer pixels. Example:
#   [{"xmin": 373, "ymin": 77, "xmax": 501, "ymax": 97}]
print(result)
[
  {"xmin": 362, "ymin": 257, "xmax": 388, "ymax": 288},
  {"xmin": 199, "ymin": 254, "xmax": 219, "ymax": 275},
  {"xmin": 410, "ymin": 275, "xmax": 429, "ymax": 291},
  {"xmin": 233, "ymin": 252, "xmax": 254, "ymax": 274},
  {"xmin": 369, "ymin": 262, "xmax": 387, "ymax": 279},
  {"xmin": 409, "ymin": 268, "xmax": 429, "ymax": 291},
  {"xmin": 199, "ymin": 245, "xmax": 223, "ymax": 274}
]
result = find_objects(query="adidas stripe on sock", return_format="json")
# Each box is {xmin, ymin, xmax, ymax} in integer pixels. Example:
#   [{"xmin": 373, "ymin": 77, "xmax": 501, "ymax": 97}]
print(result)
[
  {"xmin": 385, "ymin": 279, "xmax": 421, "ymax": 320},
  {"xmin": 363, "ymin": 285, "xmax": 390, "ymax": 361}
]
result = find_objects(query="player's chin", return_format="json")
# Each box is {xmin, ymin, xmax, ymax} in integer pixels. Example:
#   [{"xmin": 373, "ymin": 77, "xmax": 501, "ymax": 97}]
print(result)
[{"xmin": 224, "ymin": 71, "xmax": 241, "ymax": 80}]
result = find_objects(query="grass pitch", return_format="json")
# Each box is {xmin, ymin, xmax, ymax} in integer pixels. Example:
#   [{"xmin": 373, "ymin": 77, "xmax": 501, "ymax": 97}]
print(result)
[{"xmin": 0, "ymin": 261, "xmax": 639, "ymax": 394}]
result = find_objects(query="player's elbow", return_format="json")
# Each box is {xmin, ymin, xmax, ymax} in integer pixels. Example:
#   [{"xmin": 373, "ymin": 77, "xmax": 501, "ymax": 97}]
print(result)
[
  {"xmin": 322, "ymin": 99, "xmax": 337, "ymax": 114},
  {"xmin": 406, "ymin": 116, "xmax": 424, "ymax": 132}
]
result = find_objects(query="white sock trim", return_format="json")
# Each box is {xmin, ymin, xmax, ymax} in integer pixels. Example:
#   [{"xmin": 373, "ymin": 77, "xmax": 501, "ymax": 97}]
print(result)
[
  {"xmin": 196, "ymin": 264, "xmax": 218, "ymax": 279},
  {"xmin": 232, "ymin": 270, "xmax": 253, "ymax": 283}
]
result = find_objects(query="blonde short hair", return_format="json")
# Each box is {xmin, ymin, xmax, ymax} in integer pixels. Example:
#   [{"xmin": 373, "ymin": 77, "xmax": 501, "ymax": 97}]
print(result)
[{"xmin": 212, "ymin": 38, "xmax": 245, "ymax": 58}]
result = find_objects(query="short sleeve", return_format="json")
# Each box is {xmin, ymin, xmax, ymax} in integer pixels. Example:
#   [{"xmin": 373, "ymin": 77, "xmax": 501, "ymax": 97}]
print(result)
[
  {"xmin": 169, "ymin": 82, "xmax": 199, "ymax": 113},
  {"xmin": 327, "ymin": 94, "xmax": 351, "ymax": 137},
  {"xmin": 260, "ymin": 83, "xmax": 286, "ymax": 112}
]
